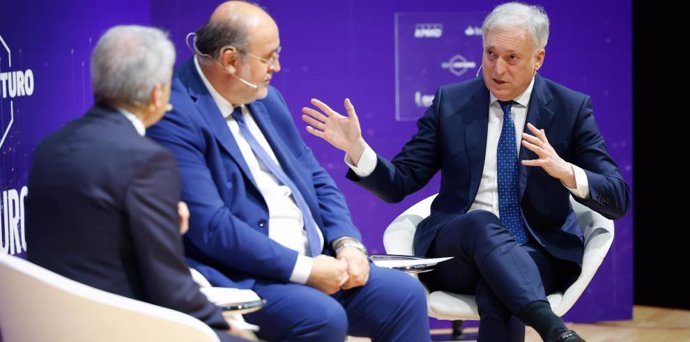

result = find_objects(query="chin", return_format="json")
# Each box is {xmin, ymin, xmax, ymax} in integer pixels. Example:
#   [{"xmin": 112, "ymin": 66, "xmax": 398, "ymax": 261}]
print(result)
[
  {"xmin": 255, "ymin": 87, "xmax": 269, "ymax": 100},
  {"xmin": 488, "ymin": 87, "xmax": 513, "ymax": 100}
]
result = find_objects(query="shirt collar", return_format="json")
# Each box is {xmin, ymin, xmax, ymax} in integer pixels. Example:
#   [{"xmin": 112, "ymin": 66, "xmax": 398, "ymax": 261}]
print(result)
[
  {"xmin": 116, "ymin": 108, "xmax": 146, "ymax": 136},
  {"xmin": 489, "ymin": 76, "xmax": 536, "ymax": 108},
  {"xmin": 193, "ymin": 56, "xmax": 240, "ymax": 118}
]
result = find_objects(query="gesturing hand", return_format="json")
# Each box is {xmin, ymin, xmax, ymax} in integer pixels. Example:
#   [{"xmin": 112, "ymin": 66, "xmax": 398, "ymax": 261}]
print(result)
[
  {"xmin": 302, "ymin": 98, "xmax": 367, "ymax": 165},
  {"xmin": 521, "ymin": 123, "xmax": 576, "ymax": 188}
]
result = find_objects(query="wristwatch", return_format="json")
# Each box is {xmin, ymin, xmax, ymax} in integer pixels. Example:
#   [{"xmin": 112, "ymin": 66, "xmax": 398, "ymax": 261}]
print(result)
[{"xmin": 334, "ymin": 238, "xmax": 368, "ymax": 256}]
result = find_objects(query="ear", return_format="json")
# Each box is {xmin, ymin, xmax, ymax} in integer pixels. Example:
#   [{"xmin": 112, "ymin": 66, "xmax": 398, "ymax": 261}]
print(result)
[
  {"xmin": 535, "ymin": 48, "xmax": 546, "ymax": 70},
  {"xmin": 220, "ymin": 47, "xmax": 239, "ymax": 73},
  {"xmin": 148, "ymin": 83, "xmax": 164, "ymax": 110}
]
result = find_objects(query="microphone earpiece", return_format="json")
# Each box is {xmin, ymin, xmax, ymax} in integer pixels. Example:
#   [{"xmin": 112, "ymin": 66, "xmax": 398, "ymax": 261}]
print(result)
[
  {"xmin": 231, "ymin": 73, "xmax": 259, "ymax": 89},
  {"xmin": 185, "ymin": 32, "xmax": 208, "ymax": 57},
  {"xmin": 475, "ymin": 64, "xmax": 483, "ymax": 78},
  {"xmin": 186, "ymin": 31, "xmax": 259, "ymax": 89}
]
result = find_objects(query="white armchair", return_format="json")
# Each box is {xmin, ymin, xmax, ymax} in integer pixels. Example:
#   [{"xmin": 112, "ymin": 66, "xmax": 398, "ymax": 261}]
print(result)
[
  {"xmin": 0, "ymin": 254, "xmax": 220, "ymax": 342},
  {"xmin": 383, "ymin": 193, "xmax": 614, "ymax": 325}
]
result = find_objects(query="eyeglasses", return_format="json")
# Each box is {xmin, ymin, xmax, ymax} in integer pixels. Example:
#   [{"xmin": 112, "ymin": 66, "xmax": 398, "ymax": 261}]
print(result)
[{"xmin": 241, "ymin": 46, "xmax": 281, "ymax": 68}]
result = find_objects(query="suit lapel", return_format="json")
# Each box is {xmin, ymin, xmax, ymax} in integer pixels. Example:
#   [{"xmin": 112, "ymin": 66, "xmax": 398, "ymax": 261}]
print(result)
[
  {"xmin": 518, "ymin": 75, "xmax": 555, "ymax": 199},
  {"xmin": 182, "ymin": 61, "xmax": 258, "ymax": 189},
  {"xmin": 463, "ymin": 86, "xmax": 491, "ymax": 203}
]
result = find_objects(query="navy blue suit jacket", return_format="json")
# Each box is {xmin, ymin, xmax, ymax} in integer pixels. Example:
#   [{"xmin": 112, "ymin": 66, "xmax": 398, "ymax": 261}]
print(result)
[
  {"xmin": 26, "ymin": 106, "xmax": 229, "ymax": 332},
  {"xmin": 348, "ymin": 75, "xmax": 629, "ymax": 267},
  {"xmin": 147, "ymin": 59, "xmax": 361, "ymax": 288}
]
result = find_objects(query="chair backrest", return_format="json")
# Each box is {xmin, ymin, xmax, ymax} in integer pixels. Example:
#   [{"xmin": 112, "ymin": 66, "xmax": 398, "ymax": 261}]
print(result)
[
  {"xmin": 383, "ymin": 193, "xmax": 438, "ymax": 256},
  {"xmin": 552, "ymin": 198, "xmax": 614, "ymax": 316},
  {"xmin": 382, "ymin": 194, "xmax": 614, "ymax": 319},
  {"xmin": 0, "ymin": 254, "xmax": 220, "ymax": 342}
]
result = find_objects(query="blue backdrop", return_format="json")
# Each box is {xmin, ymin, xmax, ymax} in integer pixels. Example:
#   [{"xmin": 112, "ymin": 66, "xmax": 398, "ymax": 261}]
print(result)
[{"xmin": 0, "ymin": 0, "xmax": 632, "ymax": 336}]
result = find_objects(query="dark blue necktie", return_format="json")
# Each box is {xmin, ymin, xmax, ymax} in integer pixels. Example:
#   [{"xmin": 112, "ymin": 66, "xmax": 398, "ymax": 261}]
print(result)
[
  {"xmin": 497, "ymin": 101, "xmax": 529, "ymax": 244},
  {"xmin": 231, "ymin": 107, "xmax": 322, "ymax": 256}
]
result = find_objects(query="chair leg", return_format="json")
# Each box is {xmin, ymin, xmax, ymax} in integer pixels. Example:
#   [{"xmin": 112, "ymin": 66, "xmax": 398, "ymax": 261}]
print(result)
[
  {"xmin": 431, "ymin": 320, "xmax": 475, "ymax": 341},
  {"xmin": 451, "ymin": 320, "xmax": 464, "ymax": 339}
]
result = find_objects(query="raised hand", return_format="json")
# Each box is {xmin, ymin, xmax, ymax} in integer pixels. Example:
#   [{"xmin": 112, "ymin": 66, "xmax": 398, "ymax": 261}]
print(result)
[
  {"xmin": 302, "ymin": 98, "xmax": 367, "ymax": 165},
  {"xmin": 521, "ymin": 123, "xmax": 576, "ymax": 188}
]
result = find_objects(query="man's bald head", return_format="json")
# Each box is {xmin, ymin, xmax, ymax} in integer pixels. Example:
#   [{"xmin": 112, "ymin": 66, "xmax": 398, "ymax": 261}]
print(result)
[
  {"xmin": 193, "ymin": 1, "xmax": 282, "ymax": 105},
  {"xmin": 194, "ymin": 1, "xmax": 276, "ymax": 59},
  {"xmin": 209, "ymin": 1, "xmax": 273, "ymax": 28}
]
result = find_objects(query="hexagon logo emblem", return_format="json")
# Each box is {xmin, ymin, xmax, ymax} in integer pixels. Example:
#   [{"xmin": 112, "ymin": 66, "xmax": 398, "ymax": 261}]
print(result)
[{"xmin": 0, "ymin": 34, "xmax": 35, "ymax": 150}]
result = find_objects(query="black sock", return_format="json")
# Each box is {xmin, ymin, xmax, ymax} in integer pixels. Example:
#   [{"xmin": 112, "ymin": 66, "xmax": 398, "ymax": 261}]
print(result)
[{"xmin": 518, "ymin": 300, "xmax": 568, "ymax": 340}]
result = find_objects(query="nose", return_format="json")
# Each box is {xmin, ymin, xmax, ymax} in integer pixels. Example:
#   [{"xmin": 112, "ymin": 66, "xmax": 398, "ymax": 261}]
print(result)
[
  {"xmin": 269, "ymin": 58, "xmax": 281, "ymax": 73},
  {"xmin": 494, "ymin": 58, "xmax": 507, "ymax": 76}
]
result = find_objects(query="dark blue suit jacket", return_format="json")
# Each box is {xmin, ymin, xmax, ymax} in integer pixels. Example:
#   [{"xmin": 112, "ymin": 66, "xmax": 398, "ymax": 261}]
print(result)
[
  {"xmin": 147, "ymin": 59, "xmax": 361, "ymax": 289},
  {"xmin": 348, "ymin": 75, "xmax": 629, "ymax": 267},
  {"xmin": 25, "ymin": 106, "xmax": 230, "ymax": 332}
]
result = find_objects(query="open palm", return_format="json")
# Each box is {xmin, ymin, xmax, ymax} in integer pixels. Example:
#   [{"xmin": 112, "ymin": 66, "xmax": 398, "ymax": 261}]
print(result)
[{"xmin": 301, "ymin": 98, "xmax": 363, "ymax": 152}]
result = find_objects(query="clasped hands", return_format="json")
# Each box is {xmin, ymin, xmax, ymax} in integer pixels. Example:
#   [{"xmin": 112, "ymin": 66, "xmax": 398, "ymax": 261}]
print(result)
[{"xmin": 307, "ymin": 244, "xmax": 370, "ymax": 295}]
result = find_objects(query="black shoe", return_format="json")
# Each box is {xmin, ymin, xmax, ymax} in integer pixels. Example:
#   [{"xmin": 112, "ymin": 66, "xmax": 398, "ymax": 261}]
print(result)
[{"xmin": 548, "ymin": 329, "xmax": 585, "ymax": 342}]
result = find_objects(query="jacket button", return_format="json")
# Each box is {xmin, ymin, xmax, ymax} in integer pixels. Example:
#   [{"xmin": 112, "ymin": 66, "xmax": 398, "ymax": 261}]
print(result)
[{"xmin": 258, "ymin": 219, "xmax": 266, "ymax": 228}]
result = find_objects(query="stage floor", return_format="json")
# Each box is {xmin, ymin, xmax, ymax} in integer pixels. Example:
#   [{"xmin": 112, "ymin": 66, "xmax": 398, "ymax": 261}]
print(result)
[{"xmin": 348, "ymin": 305, "xmax": 690, "ymax": 342}]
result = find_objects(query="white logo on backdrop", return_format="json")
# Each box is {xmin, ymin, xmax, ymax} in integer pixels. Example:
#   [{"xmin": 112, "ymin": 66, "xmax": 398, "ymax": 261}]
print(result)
[
  {"xmin": 1, "ymin": 33, "xmax": 32, "ymax": 256},
  {"xmin": 441, "ymin": 54, "xmax": 477, "ymax": 77},
  {"xmin": 464, "ymin": 25, "xmax": 483, "ymax": 36},
  {"xmin": 0, "ymin": 33, "xmax": 35, "ymax": 150},
  {"xmin": 414, "ymin": 23, "xmax": 443, "ymax": 38}
]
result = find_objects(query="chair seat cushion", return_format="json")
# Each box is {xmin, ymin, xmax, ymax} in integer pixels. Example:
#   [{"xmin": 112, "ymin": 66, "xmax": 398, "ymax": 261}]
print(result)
[
  {"xmin": 428, "ymin": 291, "xmax": 479, "ymax": 320},
  {"xmin": 428, "ymin": 290, "xmax": 566, "ymax": 321}
]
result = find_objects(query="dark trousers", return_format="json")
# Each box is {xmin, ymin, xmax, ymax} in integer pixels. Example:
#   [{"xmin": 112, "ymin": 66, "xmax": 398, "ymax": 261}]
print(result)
[
  {"xmin": 419, "ymin": 210, "xmax": 576, "ymax": 342},
  {"xmin": 245, "ymin": 264, "xmax": 430, "ymax": 342}
]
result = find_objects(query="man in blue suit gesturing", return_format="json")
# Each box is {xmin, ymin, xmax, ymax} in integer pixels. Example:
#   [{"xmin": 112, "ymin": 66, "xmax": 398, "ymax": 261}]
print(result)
[
  {"xmin": 147, "ymin": 2, "xmax": 430, "ymax": 341},
  {"xmin": 302, "ymin": 2, "xmax": 630, "ymax": 342}
]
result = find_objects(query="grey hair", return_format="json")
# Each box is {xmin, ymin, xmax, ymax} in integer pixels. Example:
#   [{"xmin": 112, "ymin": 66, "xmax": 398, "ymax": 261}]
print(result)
[
  {"xmin": 91, "ymin": 25, "xmax": 175, "ymax": 106},
  {"xmin": 482, "ymin": 2, "xmax": 550, "ymax": 53}
]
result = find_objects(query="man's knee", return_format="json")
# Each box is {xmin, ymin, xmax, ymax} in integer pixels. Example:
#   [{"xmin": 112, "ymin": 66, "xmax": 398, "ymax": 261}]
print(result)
[
  {"xmin": 446, "ymin": 210, "xmax": 508, "ymax": 247},
  {"xmin": 357, "ymin": 268, "xmax": 430, "ymax": 340},
  {"xmin": 296, "ymin": 298, "xmax": 348, "ymax": 340},
  {"xmin": 248, "ymin": 285, "xmax": 348, "ymax": 342},
  {"xmin": 370, "ymin": 268, "xmax": 427, "ymax": 311}
]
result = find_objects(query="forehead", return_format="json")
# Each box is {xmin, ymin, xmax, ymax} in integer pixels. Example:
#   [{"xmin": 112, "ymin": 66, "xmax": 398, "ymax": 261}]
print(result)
[
  {"xmin": 484, "ymin": 26, "xmax": 533, "ymax": 52},
  {"xmin": 246, "ymin": 20, "xmax": 280, "ymax": 53}
]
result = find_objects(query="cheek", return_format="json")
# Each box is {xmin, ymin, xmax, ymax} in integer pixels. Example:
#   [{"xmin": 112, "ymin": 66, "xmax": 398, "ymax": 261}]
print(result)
[
  {"xmin": 249, "ymin": 66, "xmax": 266, "ymax": 79},
  {"xmin": 237, "ymin": 64, "xmax": 254, "ymax": 79}
]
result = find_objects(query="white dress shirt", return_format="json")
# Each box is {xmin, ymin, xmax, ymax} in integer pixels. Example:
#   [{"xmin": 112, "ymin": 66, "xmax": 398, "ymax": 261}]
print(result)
[
  {"xmin": 348, "ymin": 77, "xmax": 589, "ymax": 219},
  {"xmin": 117, "ymin": 108, "xmax": 146, "ymax": 136},
  {"xmin": 194, "ymin": 57, "xmax": 322, "ymax": 284}
]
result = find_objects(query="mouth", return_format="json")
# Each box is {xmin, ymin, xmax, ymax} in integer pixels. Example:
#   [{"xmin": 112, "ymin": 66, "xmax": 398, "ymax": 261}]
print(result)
[{"xmin": 493, "ymin": 78, "xmax": 508, "ymax": 85}]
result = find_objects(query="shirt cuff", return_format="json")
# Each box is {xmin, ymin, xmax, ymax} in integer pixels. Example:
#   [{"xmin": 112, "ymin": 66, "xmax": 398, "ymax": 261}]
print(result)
[
  {"xmin": 344, "ymin": 144, "xmax": 377, "ymax": 177},
  {"xmin": 564, "ymin": 164, "xmax": 590, "ymax": 199},
  {"xmin": 288, "ymin": 254, "xmax": 313, "ymax": 284}
]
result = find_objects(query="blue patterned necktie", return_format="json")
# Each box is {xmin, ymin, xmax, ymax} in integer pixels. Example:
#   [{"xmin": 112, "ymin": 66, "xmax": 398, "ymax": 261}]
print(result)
[
  {"xmin": 231, "ymin": 107, "xmax": 322, "ymax": 256},
  {"xmin": 497, "ymin": 101, "xmax": 529, "ymax": 244}
]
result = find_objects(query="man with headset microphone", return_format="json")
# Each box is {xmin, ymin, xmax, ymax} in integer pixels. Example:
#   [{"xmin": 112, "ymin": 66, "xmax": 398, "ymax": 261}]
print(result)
[{"xmin": 147, "ymin": 2, "xmax": 431, "ymax": 341}]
